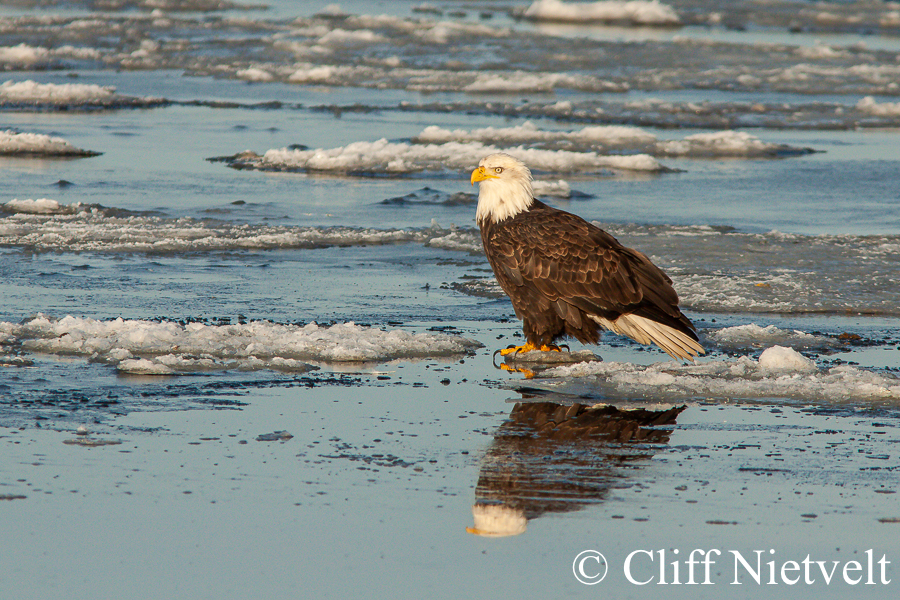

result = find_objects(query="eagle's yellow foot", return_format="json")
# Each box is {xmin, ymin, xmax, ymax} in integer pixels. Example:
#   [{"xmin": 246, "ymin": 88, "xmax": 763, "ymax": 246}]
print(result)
[
  {"xmin": 498, "ymin": 342, "xmax": 563, "ymax": 357},
  {"xmin": 491, "ymin": 343, "xmax": 566, "ymax": 374}
]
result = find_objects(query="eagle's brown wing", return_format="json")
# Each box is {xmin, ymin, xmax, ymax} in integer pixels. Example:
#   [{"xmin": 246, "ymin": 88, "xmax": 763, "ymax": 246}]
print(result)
[{"xmin": 483, "ymin": 201, "xmax": 701, "ymax": 359}]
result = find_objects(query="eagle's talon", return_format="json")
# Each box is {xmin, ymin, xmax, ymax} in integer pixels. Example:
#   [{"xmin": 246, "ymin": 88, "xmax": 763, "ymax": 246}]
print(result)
[{"xmin": 499, "ymin": 342, "xmax": 536, "ymax": 357}]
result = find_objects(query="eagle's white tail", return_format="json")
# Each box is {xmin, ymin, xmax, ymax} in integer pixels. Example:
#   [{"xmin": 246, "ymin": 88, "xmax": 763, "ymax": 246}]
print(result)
[{"xmin": 590, "ymin": 314, "xmax": 704, "ymax": 362}]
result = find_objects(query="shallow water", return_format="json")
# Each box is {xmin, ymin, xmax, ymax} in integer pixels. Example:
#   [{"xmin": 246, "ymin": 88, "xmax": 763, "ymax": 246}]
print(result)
[{"xmin": 2, "ymin": 0, "xmax": 900, "ymax": 598}]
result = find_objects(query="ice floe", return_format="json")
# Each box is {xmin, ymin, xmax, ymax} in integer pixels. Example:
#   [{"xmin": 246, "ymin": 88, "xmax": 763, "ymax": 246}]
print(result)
[
  {"xmin": 0, "ymin": 130, "xmax": 100, "ymax": 157},
  {"xmin": 0, "ymin": 43, "xmax": 49, "ymax": 66},
  {"xmin": 542, "ymin": 346, "xmax": 900, "ymax": 403},
  {"xmin": 856, "ymin": 96, "xmax": 900, "ymax": 117},
  {"xmin": 0, "ymin": 315, "xmax": 483, "ymax": 374},
  {"xmin": 519, "ymin": 0, "xmax": 681, "ymax": 26},
  {"xmin": 415, "ymin": 122, "xmax": 814, "ymax": 158},
  {"xmin": 0, "ymin": 80, "xmax": 167, "ymax": 110},
  {"xmin": 390, "ymin": 97, "xmax": 900, "ymax": 130},
  {"xmin": 2, "ymin": 198, "xmax": 69, "ymax": 214},
  {"xmin": 215, "ymin": 138, "xmax": 664, "ymax": 176},
  {"xmin": 0, "ymin": 199, "xmax": 467, "ymax": 253},
  {"xmin": 2, "ymin": 8, "xmax": 899, "ymax": 98},
  {"xmin": 706, "ymin": 324, "xmax": 842, "ymax": 353}
]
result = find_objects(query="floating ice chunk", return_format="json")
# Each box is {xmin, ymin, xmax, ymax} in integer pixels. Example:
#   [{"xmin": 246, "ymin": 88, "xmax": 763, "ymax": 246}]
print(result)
[
  {"xmin": 857, "ymin": 96, "xmax": 900, "ymax": 117},
  {"xmin": 656, "ymin": 131, "xmax": 804, "ymax": 157},
  {"xmin": 0, "ymin": 44, "xmax": 50, "ymax": 65},
  {"xmin": 288, "ymin": 65, "xmax": 341, "ymax": 83},
  {"xmin": 707, "ymin": 324, "xmax": 835, "ymax": 352},
  {"xmin": 0, "ymin": 200, "xmax": 467, "ymax": 252},
  {"xmin": 317, "ymin": 4, "xmax": 348, "ymax": 16},
  {"xmin": 0, "ymin": 80, "xmax": 166, "ymax": 110},
  {"xmin": 463, "ymin": 72, "xmax": 621, "ymax": 93},
  {"xmin": 3, "ymin": 198, "xmax": 64, "ymax": 214},
  {"xmin": 1, "ymin": 80, "xmax": 114, "ymax": 102},
  {"xmin": 0, "ymin": 131, "xmax": 101, "ymax": 157},
  {"xmin": 236, "ymin": 67, "xmax": 274, "ymax": 82},
  {"xmin": 797, "ymin": 43, "xmax": 843, "ymax": 59},
  {"xmin": 413, "ymin": 123, "xmax": 810, "ymax": 159},
  {"xmin": 396, "ymin": 97, "xmax": 900, "ymax": 131},
  {"xmin": 544, "ymin": 352, "xmax": 900, "ymax": 402},
  {"xmin": 118, "ymin": 358, "xmax": 176, "ymax": 375},
  {"xmin": 757, "ymin": 346, "xmax": 817, "ymax": 374},
  {"xmin": 425, "ymin": 229, "xmax": 482, "ymax": 253},
  {"xmin": 1, "ymin": 315, "xmax": 483, "ymax": 373},
  {"xmin": 226, "ymin": 138, "xmax": 663, "ymax": 175},
  {"xmin": 317, "ymin": 28, "xmax": 386, "ymax": 45},
  {"xmin": 531, "ymin": 179, "xmax": 571, "ymax": 198},
  {"xmin": 415, "ymin": 122, "xmax": 655, "ymax": 146},
  {"xmin": 521, "ymin": 0, "xmax": 681, "ymax": 25}
]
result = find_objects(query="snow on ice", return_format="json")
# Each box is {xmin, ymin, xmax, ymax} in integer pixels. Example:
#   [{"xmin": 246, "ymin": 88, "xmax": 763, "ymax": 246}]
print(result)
[
  {"xmin": 0, "ymin": 130, "xmax": 100, "ymax": 157},
  {"xmin": 706, "ymin": 324, "xmax": 840, "ymax": 352},
  {"xmin": 0, "ymin": 200, "xmax": 463, "ymax": 252},
  {"xmin": 0, "ymin": 80, "xmax": 166, "ymax": 110},
  {"xmin": 520, "ymin": 0, "xmax": 681, "ymax": 26},
  {"xmin": 0, "ymin": 315, "xmax": 483, "ymax": 374},
  {"xmin": 218, "ymin": 138, "xmax": 663, "ymax": 175},
  {"xmin": 543, "ymin": 346, "xmax": 900, "ymax": 403},
  {"xmin": 415, "ymin": 122, "xmax": 813, "ymax": 158}
]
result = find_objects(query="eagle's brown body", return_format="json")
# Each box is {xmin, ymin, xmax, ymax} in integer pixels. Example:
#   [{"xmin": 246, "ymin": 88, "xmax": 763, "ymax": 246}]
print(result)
[
  {"xmin": 481, "ymin": 198, "xmax": 698, "ymax": 351},
  {"xmin": 472, "ymin": 153, "xmax": 703, "ymax": 361}
]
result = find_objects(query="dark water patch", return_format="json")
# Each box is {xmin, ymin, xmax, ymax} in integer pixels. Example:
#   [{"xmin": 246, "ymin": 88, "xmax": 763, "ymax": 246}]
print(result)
[{"xmin": 0, "ymin": 370, "xmax": 365, "ymax": 431}]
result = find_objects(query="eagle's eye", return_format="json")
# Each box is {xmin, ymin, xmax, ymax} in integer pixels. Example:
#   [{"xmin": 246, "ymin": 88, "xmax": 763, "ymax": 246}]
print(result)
[{"xmin": 494, "ymin": 167, "xmax": 503, "ymax": 174}]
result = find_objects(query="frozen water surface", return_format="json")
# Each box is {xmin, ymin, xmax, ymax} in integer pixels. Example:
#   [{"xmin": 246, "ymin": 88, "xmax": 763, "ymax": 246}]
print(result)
[{"xmin": 1, "ymin": 1, "xmax": 900, "ymax": 599}]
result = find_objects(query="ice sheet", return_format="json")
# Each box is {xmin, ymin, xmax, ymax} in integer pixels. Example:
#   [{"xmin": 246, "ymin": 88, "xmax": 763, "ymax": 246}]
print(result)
[
  {"xmin": 217, "ymin": 139, "xmax": 663, "ymax": 175},
  {"xmin": 415, "ymin": 122, "xmax": 814, "ymax": 158},
  {"xmin": 542, "ymin": 346, "xmax": 900, "ymax": 403},
  {"xmin": 0, "ymin": 130, "xmax": 100, "ymax": 157},
  {"xmin": 0, "ymin": 200, "xmax": 461, "ymax": 252},
  {"xmin": 0, "ymin": 79, "xmax": 167, "ymax": 110},
  {"xmin": 520, "ymin": 0, "xmax": 681, "ymax": 26},
  {"xmin": 0, "ymin": 314, "xmax": 483, "ymax": 373}
]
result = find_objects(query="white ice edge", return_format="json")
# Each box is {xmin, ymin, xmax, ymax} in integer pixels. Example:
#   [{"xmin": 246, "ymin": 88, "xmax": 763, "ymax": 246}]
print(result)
[
  {"xmin": 254, "ymin": 138, "xmax": 663, "ymax": 174},
  {"xmin": 543, "ymin": 346, "xmax": 900, "ymax": 402},
  {"xmin": 0, "ymin": 315, "xmax": 483, "ymax": 373},
  {"xmin": 0, "ymin": 79, "xmax": 162, "ymax": 106},
  {"xmin": 414, "ymin": 122, "xmax": 806, "ymax": 158},
  {"xmin": 241, "ymin": 123, "xmax": 807, "ymax": 177},
  {"xmin": 1, "ymin": 79, "xmax": 115, "ymax": 102},
  {"xmin": 522, "ymin": 0, "xmax": 681, "ymax": 25},
  {"xmin": 0, "ymin": 130, "xmax": 97, "ymax": 156}
]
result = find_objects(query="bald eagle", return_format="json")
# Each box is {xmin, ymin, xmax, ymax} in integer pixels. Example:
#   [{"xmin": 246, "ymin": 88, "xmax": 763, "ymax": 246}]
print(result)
[{"xmin": 471, "ymin": 153, "xmax": 703, "ymax": 362}]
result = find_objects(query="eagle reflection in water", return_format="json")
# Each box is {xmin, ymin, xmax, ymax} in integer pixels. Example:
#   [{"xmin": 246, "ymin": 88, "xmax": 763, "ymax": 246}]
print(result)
[{"xmin": 467, "ymin": 398, "xmax": 684, "ymax": 537}]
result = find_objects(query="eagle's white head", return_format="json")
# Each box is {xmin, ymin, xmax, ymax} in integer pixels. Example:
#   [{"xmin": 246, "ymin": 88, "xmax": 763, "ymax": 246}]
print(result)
[{"xmin": 471, "ymin": 153, "xmax": 534, "ymax": 225}]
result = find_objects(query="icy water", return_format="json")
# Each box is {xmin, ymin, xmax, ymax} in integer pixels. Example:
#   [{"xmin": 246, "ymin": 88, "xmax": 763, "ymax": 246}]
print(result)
[{"xmin": 2, "ymin": 0, "xmax": 900, "ymax": 598}]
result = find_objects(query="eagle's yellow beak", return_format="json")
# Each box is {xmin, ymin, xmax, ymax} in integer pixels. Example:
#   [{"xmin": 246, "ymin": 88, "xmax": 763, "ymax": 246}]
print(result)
[{"xmin": 470, "ymin": 166, "xmax": 497, "ymax": 185}]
